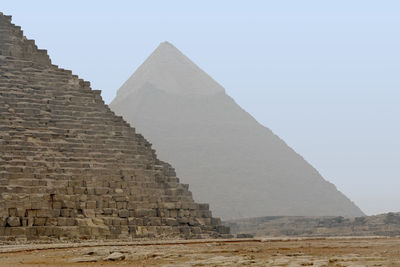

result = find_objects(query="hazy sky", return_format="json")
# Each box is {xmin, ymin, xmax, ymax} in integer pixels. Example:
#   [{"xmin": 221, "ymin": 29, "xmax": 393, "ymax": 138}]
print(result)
[{"xmin": 2, "ymin": 1, "xmax": 399, "ymax": 215}]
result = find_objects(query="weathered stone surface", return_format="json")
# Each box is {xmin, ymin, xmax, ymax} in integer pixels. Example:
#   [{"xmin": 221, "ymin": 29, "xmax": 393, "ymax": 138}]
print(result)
[
  {"xmin": 6, "ymin": 217, "xmax": 20, "ymax": 227},
  {"xmin": 0, "ymin": 12, "xmax": 228, "ymax": 240},
  {"xmin": 104, "ymin": 252, "xmax": 126, "ymax": 261}
]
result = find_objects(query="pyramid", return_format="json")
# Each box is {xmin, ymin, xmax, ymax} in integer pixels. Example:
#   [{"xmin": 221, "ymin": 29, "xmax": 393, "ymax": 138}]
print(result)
[
  {"xmin": 110, "ymin": 42, "xmax": 365, "ymax": 220},
  {"xmin": 0, "ymin": 13, "xmax": 229, "ymax": 240}
]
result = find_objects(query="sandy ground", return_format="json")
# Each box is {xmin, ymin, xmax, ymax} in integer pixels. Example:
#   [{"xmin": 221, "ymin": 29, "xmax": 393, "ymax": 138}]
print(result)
[{"xmin": 0, "ymin": 237, "xmax": 400, "ymax": 266}]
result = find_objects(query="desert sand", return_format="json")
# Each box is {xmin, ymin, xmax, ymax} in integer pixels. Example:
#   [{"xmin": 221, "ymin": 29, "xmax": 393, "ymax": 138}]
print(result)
[{"xmin": 1, "ymin": 237, "xmax": 400, "ymax": 266}]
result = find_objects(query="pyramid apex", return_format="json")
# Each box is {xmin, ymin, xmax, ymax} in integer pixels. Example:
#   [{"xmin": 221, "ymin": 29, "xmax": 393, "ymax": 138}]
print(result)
[
  {"xmin": 0, "ymin": 12, "xmax": 12, "ymax": 22},
  {"xmin": 155, "ymin": 41, "xmax": 181, "ymax": 54},
  {"xmin": 0, "ymin": 13, "xmax": 51, "ymax": 65},
  {"xmin": 115, "ymin": 43, "xmax": 225, "ymax": 99},
  {"xmin": 160, "ymin": 41, "xmax": 173, "ymax": 46}
]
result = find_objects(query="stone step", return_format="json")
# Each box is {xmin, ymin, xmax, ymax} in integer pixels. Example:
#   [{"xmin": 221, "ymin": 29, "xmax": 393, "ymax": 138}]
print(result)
[{"xmin": 0, "ymin": 12, "xmax": 227, "ymax": 240}]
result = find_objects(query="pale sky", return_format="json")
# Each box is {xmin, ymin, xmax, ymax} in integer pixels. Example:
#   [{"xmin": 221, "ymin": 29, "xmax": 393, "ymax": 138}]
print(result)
[{"xmin": 2, "ymin": 0, "xmax": 399, "ymax": 215}]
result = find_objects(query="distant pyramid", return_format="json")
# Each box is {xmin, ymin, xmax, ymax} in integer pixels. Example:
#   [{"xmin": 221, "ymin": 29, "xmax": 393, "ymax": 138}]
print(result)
[
  {"xmin": 116, "ymin": 41, "xmax": 224, "ymax": 99},
  {"xmin": 0, "ymin": 14, "xmax": 228, "ymax": 240},
  {"xmin": 110, "ymin": 42, "xmax": 365, "ymax": 220}
]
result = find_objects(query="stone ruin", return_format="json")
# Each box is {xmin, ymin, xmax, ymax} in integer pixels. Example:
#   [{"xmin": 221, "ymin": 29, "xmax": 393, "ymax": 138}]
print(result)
[{"xmin": 0, "ymin": 13, "xmax": 229, "ymax": 241}]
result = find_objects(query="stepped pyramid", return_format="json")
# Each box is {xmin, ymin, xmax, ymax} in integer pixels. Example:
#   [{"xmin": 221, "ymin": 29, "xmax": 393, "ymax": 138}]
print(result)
[
  {"xmin": 110, "ymin": 42, "xmax": 365, "ymax": 220},
  {"xmin": 0, "ymin": 13, "xmax": 229, "ymax": 240}
]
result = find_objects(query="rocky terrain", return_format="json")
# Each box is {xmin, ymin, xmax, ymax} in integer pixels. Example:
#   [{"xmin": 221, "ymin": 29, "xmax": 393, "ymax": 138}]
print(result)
[
  {"xmin": 225, "ymin": 213, "xmax": 400, "ymax": 237},
  {"xmin": 110, "ymin": 41, "xmax": 364, "ymax": 220},
  {"xmin": 1, "ymin": 237, "xmax": 400, "ymax": 266}
]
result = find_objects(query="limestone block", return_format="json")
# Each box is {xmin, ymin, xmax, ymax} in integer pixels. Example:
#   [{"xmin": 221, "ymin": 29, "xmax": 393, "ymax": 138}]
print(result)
[
  {"xmin": 170, "ymin": 226, "xmax": 181, "ymax": 235},
  {"xmin": 166, "ymin": 218, "xmax": 178, "ymax": 226},
  {"xmin": 66, "ymin": 187, "xmax": 73, "ymax": 195},
  {"xmin": 116, "ymin": 201, "xmax": 127, "ymax": 209},
  {"xmin": 104, "ymin": 252, "xmax": 125, "ymax": 261},
  {"xmin": 103, "ymin": 208, "xmax": 113, "ymax": 215},
  {"xmin": 163, "ymin": 203, "xmax": 176, "ymax": 209},
  {"xmin": 7, "ymin": 216, "xmax": 20, "ymax": 227},
  {"xmin": 198, "ymin": 203, "xmax": 209, "ymax": 210},
  {"xmin": 191, "ymin": 226, "xmax": 202, "ymax": 234},
  {"xmin": 112, "ymin": 218, "xmax": 121, "ymax": 226},
  {"xmin": 34, "ymin": 217, "xmax": 46, "ymax": 226},
  {"xmin": 128, "ymin": 225, "xmax": 137, "ymax": 233},
  {"xmin": 118, "ymin": 209, "xmax": 129, "ymax": 218},
  {"xmin": 27, "ymin": 217, "xmax": 34, "ymax": 227},
  {"xmin": 156, "ymin": 209, "xmax": 165, "ymax": 217},
  {"xmin": 199, "ymin": 210, "xmax": 212, "ymax": 218},
  {"xmin": 0, "ymin": 208, "xmax": 8, "ymax": 217},
  {"xmin": 8, "ymin": 208, "xmax": 17, "ymax": 217},
  {"xmin": 135, "ymin": 208, "xmax": 156, "ymax": 217},
  {"xmin": 114, "ymin": 196, "xmax": 128, "ymax": 202},
  {"xmin": 10, "ymin": 227, "xmax": 26, "ymax": 236},
  {"xmin": 102, "ymin": 217, "xmax": 113, "ymax": 226},
  {"xmin": 21, "ymin": 218, "xmax": 28, "ymax": 227},
  {"xmin": 96, "ymin": 200, "xmax": 103, "ymax": 209},
  {"xmin": 79, "ymin": 226, "xmax": 91, "ymax": 237},
  {"xmin": 135, "ymin": 226, "xmax": 149, "ymax": 237},
  {"xmin": 211, "ymin": 217, "xmax": 221, "ymax": 226},
  {"xmin": 78, "ymin": 195, "xmax": 88, "ymax": 202},
  {"xmin": 1, "ymin": 193, "xmax": 13, "ymax": 201},
  {"xmin": 76, "ymin": 218, "xmax": 95, "ymax": 227},
  {"xmin": 66, "ymin": 218, "xmax": 76, "ymax": 226},
  {"xmin": 92, "ymin": 218, "xmax": 105, "ymax": 226},
  {"xmin": 177, "ymin": 217, "xmax": 189, "ymax": 224},
  {"xmin": 181, "ymin": 202, "xmax": 197, "ymax": 210},
  {"xmin": 45, "ymin": 218, "xmax": 58, "ymax": 226},
  {"xmin": 127, "ymin": 218, "xmax": 136, "ymax": 225},
  {"xmin": 60, "ymin": 209, "xmax": 70, "ymax": 217},
  {"xmin": 148, "ymin": 217, "xmax": 161, "ymax": 226},
  {"xmin": 52, "ymin": 201, "xmax": 62, "ymax": 209},
  {"xmin": 57, "ymin": 217, "xmax": 68, "ymax": 226},
  {"xmin": 63, "ymin": 201, "xmax": 75, "ymax": 209},
  {"xmin": 30, "ymin": 194, "xmax": 51, "ymax": 202},
  {"xmin": 169, "ymin": 209, "xmax": 178, "ymax": 217},
  {"xmin": 73, "ymin": 187, "xmax": 85, "ymax": 194},
  {"xmin": 95, "ymin": 188, "xmax": 108, "ymax": 195},
  {"xmin": 36, "ymin": 209, "xmax": 52, "ymax": 217},
  {"xmin": 5, "ymin": 201, "xmax": 16, "ymax": 209},
  {"xmin": 86, "ymin": 187, "xmax": 95, "ymax": 195},
  {"xmin": 53, "ymin": 226, "xmax": 79, "ymax": 238},
  {"xmin": 83, "ymin": 209, "xmax": 95, "ymax": 218},
  {"xmin": 179, "ymin": 225, "xmax": 191, "ymax": 237},
  {"xmin": 110, "ymin": 226, "xmax": 121, "ymax": 235},
  {"xmin": 0, "ymin": 217, "xmax": 6, "ymax": 227},
  {"xmin": 51, "ymin": 209, "xmax": 61, "ymax": 217},
  {"xmin": 78, "ymin": 202, "xmax": 86, "ymax": 209},
  {"xmin": 196, "ymin": 217, "xmax": 211, "ymax": 225}
]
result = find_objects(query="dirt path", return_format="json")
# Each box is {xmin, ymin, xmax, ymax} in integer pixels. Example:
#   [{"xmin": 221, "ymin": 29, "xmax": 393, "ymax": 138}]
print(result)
[{"xmin": 1, "ymin": 237, "xmax": 400, "ymax": 266}]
